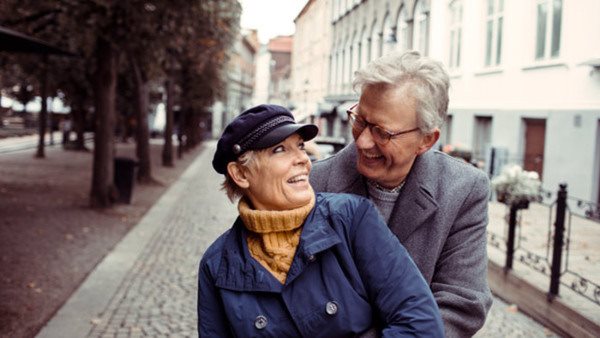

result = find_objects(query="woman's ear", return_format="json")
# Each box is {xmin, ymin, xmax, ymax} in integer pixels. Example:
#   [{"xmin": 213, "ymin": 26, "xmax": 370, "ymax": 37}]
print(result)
[{"xmin": 227, "ymin": 162, "xmax": 250, "ymax": 189}]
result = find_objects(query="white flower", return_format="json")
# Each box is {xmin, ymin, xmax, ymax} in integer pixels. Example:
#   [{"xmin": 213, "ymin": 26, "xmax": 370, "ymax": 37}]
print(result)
[{"xmin": 491, "ymin": 165, "xmax": 542, "ymax": 204}]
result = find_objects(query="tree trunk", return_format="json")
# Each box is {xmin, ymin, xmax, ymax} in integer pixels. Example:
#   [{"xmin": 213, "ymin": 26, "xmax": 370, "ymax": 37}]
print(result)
[
  {"xmin": 35, "ymin": 55, "xmax": 48, "ymax": 158},
  {"xmin": 162, "ymin": 77, "xmax": 174, "ymax": 167},
  {"xmin": 90, "ymin": 38, "xmax": 118, "ymax": 208},
  {"xmin": 130, "ymin": 57, "xmax": 153, "ymax": 183},
  {"xmin": 72, "ymin": 97, "xmax": 87, "ymax": 151}
]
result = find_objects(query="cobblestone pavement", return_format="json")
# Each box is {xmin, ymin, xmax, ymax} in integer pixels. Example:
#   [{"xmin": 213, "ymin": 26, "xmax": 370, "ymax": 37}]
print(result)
[
  {"xmin": 38, "ymin": 141, "xmax": 561, "ymax": 337},
  {"xmin": 476, "ymin": 297, "xmax": 559, "ymax": 338}
]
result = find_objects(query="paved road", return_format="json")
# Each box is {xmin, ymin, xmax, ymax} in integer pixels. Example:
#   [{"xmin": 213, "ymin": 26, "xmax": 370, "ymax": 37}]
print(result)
[{"xmin": 37, "ymin": 141, "xmax": 560, "ymax": 337}]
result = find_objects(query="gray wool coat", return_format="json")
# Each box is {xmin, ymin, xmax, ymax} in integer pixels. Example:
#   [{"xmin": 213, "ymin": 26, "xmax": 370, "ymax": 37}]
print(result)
[{"xmin": 310, "ymin": 144, "xmax": 493, "ymax": 338}]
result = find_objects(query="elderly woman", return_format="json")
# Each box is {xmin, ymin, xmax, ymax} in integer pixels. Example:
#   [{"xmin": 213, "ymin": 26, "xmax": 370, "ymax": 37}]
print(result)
[{"xmin": 198, "ymin": 104, "xmax": 444, "ymax": 337}]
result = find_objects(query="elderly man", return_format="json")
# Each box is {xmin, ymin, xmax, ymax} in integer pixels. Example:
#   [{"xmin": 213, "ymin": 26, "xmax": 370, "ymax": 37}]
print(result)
[{"xmin": 310, "ymin": 51, "xmax": 492, "ymax": 337}]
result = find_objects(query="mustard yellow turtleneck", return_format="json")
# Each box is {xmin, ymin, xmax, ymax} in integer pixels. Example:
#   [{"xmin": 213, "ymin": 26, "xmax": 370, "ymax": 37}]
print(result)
[{"xmin": 238, "ymin": 190, "xmax": 315, "ymax": 284}]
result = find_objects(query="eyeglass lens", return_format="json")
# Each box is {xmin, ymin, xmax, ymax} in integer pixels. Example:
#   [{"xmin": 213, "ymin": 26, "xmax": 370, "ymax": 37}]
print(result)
[{"xmin": 349, "ymin": 113, "xmax": 390, "ymax": 144}]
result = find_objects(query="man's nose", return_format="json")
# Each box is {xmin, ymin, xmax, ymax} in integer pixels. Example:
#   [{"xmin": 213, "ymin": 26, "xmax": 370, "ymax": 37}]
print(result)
[{"xmin": 354, "ymin": 126, "xmax": 376, "ymax": 149}]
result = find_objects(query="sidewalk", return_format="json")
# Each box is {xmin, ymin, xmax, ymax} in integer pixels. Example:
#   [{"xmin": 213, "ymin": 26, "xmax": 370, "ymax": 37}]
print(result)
[
  {"xmin": 36, "ymin": 141, "xmax": 560, "ymax": 337},
  {"xmin": 0, "ymin": 136, "xmax": 203, "ymax": 338},
  {"xmin": 486, "ymin": 200, "xmax": 600, "ymax": 335}
]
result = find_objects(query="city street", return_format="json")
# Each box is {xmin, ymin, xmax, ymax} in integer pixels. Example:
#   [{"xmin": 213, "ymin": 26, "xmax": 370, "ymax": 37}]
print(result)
[{"xmin": 36, "ymin": 141, "xmax": 559, "ymax": 337}]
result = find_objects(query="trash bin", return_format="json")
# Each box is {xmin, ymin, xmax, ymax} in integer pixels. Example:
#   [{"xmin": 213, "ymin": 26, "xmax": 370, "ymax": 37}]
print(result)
[{"xmin": 114, "ymin": 157, "xmax": 138, "ymax": 204}]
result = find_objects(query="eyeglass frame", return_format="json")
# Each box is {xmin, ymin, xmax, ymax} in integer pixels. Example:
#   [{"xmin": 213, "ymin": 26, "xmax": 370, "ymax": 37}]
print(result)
[{"xmin": 346, "ymin": 103, "xmax": 421, "ymax": 144}]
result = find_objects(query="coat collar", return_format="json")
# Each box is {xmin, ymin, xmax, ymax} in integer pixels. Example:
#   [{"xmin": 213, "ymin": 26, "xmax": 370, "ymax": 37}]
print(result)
[
  {"xmin": 388, "ymin": 150, "xmax": 438, "ymax": 242},
  {"xmin": 328, "ymin": 144, "xmax": 438, "ymax": 242},
  {"xmin": 215, "ymin": 195, "xmax": 342, "ymax": 293}
]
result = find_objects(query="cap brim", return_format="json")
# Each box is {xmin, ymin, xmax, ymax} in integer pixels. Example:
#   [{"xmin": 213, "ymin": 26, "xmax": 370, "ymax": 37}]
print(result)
[{"xmin": 253, "ymin": 123, "xmax": 319, "ymax": 149}]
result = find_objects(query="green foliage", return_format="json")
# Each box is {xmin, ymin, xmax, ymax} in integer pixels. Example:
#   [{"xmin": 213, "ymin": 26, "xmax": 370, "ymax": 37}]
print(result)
[{"xmin": 0, "ymin": 0, "xmax": 242, "ymax": 117}]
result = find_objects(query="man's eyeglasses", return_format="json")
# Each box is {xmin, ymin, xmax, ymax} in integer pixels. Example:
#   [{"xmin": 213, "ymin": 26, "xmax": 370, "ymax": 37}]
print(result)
[{"xmin": 346, "ymin": 103, "xmax": 420, "ymax": 145}]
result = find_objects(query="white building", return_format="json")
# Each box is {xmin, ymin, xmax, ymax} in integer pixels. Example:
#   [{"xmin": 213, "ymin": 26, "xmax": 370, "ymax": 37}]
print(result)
[
  {"xmin": 252, "ymin": 44, "xmax": 271, "ymax": 106},
  {"xmin": 429, "ymin": 0, "xmax": 600, "ymax": 204},
  {"xmin": 291, "ymin": 0, "xmax": 332, "ymax": 124},
  {"xmin": 212, "ymin": 29, "xmax": 258, "ymax": 136},
  {"xmin": 292, "ymin": 0, "xmax": 600, "ymax": 205}
]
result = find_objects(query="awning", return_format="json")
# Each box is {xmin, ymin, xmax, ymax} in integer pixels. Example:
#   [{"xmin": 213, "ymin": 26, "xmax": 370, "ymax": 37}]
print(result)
[{"xmin": 316, "ymin": 101, "xmax": 336, "ymax": 116}]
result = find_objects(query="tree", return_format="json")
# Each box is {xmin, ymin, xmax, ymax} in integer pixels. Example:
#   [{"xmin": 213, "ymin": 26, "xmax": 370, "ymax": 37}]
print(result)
[{"xmin": 1, "ymin": 0, "xmax": 242, "ymax": 206}]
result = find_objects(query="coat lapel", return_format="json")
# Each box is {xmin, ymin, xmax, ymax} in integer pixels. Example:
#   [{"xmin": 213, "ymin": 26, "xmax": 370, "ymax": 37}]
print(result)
[
  {"xmin": 322, "ymin": 143, "xmax": 438, "ymax": 242},
  {"xmin": 388, "ymin": 151, "xmax": 439, "ymax": 242}
]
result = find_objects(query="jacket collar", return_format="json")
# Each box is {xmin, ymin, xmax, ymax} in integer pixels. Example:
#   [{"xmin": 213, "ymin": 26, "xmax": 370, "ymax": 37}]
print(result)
[
  {"xmin": 329, "ymin": 144, "xmax": 438, "ymax": 242},
  {"xmin": 215, "ymin": 194, "xmax": 342, "ymax": 293}
]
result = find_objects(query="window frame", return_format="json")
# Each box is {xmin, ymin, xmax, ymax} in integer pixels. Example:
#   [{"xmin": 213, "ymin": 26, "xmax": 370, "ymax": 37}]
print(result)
[
  {"xmin": 412, "ymin": 0, "xmax": 430, "ymax": 56},
  {"xmin": 535, "ymin": 0, "xmax": 562, "ymax": 60},
  {"xmin": 484, "ymin": 0, "xmax": 504, "ymax": 67},
  {"xmin": 448, "ymin": 0, "xmax": 463, "ymax": 69}
]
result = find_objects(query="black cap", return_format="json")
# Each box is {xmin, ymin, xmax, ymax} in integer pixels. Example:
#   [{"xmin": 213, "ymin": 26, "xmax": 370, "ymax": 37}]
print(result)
[{"xmin": 212, "ymin": 104, "xmax": 319, "ymax": 174}]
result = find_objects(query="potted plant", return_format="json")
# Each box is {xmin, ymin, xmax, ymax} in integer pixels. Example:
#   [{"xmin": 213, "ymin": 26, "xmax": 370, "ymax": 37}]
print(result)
[{"xmin": 491, "ymin": 164, "xmax": 542, "ymax": 209}]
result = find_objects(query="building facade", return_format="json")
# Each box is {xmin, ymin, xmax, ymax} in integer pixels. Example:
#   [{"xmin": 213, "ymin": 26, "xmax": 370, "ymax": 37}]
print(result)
[
  {"xmin": 212, "ymin": 29, "xmax": 259, "ymax": 136},
  {"xmin": 431, "ymin": 0, "xmax": 600, "ymax": 204},
  {"xmin": 291, "ymin": 0, "xmax": 332, "ymax": 124},
  {"xmin": 292, "ymin": 0, "xmax": 600, "ymax": 204},
  {"xmin": 266, "ymin": 35, "xmax": 294, "ymax": 107}
]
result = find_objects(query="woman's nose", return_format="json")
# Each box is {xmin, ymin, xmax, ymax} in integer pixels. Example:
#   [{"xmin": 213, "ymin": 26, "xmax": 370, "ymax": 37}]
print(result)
[{"xmin": 294, "ymin": 148, "xmax": 309, "ymax": 164}]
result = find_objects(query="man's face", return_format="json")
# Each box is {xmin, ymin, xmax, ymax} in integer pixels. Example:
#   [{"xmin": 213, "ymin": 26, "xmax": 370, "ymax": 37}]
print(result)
[{"xmin": 353, "ymin": 84, "xmax": 437, "ymax": 188}]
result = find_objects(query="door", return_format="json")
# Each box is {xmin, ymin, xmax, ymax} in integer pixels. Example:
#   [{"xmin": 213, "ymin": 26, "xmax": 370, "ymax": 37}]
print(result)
[
  {"xmin": 473, "ymin": 116, "xmax": 492, "ymax": 163},
  {"xmin": 523, "ymin": 118, "xmax": 546, "ymax": 179}
]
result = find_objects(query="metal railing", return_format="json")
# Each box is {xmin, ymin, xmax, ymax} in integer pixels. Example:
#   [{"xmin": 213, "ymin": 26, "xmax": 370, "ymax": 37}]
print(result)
[{"xmin": 488, "ymin": 183, "xmax": 600, "ymax": 306}]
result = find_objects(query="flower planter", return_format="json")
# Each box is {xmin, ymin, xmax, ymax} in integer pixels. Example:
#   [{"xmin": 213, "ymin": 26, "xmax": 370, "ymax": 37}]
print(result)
[{"xmin": 511, "ymin": 199, "xmax": 530, "ymax": 210}]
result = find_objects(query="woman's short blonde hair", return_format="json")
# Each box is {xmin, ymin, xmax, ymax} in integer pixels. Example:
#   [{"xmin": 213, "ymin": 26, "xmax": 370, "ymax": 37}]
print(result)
[{"xmin": 221, "ymin": 150, "xmax": 260, "ymax": 202}]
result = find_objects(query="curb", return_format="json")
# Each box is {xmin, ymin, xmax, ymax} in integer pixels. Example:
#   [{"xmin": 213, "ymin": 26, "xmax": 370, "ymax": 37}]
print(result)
[{"xmin": 35, "ymin": 145, "xmax": 206, "ymax": 338}]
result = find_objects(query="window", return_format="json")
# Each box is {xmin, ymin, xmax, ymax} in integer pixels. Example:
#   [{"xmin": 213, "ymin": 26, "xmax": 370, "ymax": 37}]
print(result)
[
  {"xmin": 485, "ymin": 0, "xmax": 503, "ymax": 67},
  {"xmin": 412, "ymin": 0, "xmax": 429, "ymax": 56},
  {"xmin": 535, "ymin": 0, "xmax": 562, "ymax": 59},
  {"xmin": 349, "ymin": 32, "xmax": 358, "ymax": 75},
  {"xmin": 370, "ymin": 21, "xmax": 380, "ymax": 60},
  {"xmin": 395, "ymin": 6, "xmax": 409, "ymax": 52},
  {"xmin": 381, "ymin": 13, "xmax": 395, "ymax": 56},
  {"xmin": 448, "ymin": 0, "xmax": 463, "ymax": 69},
  {"xmin": 360, "ymin": 27, "xmax": 368, "ymax": 68}
]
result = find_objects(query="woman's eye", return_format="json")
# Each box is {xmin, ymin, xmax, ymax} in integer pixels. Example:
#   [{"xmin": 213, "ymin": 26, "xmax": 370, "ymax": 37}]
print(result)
[
  {"xmin": 299, "ymin": 142, "xmax": 305, "ymax": 150},
  {"xmin": 272, "ymin": 145, "xmax": 284, "ymax": 153}
]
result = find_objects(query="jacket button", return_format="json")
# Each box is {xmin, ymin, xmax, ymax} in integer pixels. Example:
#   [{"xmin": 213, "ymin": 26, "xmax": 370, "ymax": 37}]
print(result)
[
  {"xmin": 307, "ymin": 254, "xmax": 316, "ymax": 262},
  {"xmin": 325, "ymin": 301, "xmax": 338, "ymax": 315},
  {"xmin": 254, "ymin": 315, "xmax": 268, "ymax": 329}
]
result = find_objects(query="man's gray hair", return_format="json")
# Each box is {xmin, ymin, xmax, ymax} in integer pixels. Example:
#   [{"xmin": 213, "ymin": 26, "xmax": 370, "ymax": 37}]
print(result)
[{"xmin": 353, "ymin": 50, "xmax": 450, "ymax": 133}]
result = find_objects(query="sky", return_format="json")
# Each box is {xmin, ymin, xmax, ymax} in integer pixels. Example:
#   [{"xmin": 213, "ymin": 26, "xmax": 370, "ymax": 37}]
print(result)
[{"xmin": 240, "ymin": 0, "xmax": 308, "ymax": 43}]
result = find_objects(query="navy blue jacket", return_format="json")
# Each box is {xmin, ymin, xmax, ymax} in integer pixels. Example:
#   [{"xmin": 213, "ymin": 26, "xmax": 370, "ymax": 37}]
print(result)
[{"xmin": 198, "ymin": 193, "xmax": 444, "ymax": 337}]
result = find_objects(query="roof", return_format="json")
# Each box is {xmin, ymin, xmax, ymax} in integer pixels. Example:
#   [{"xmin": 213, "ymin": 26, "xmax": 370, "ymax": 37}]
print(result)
[
  {"xmin": 294, "ymin": 0, "xmax": 315, "ymax": 22},
  {"xmin": 267, "ymin": 35, "xmax": 293, "ymax": 53},
  {"xmin": 0, "ymin": 26, "xmax": 75, "ymax": 56}
]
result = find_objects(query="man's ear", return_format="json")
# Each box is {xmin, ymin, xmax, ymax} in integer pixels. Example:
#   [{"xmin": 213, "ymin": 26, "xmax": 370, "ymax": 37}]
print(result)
[
  {"xmin": 416, "ymin": 128, "xmax": 440, "ymax": 156},
  {"xmin": 227, "ymin": 162, "xmax": 250, "ymax": 189}
]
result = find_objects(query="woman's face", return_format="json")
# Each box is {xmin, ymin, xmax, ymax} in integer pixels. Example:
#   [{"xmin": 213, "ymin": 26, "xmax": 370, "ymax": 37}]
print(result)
[{"xmin": 242, "ymin": 133, "xmax": 313, "ymax": 211}]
